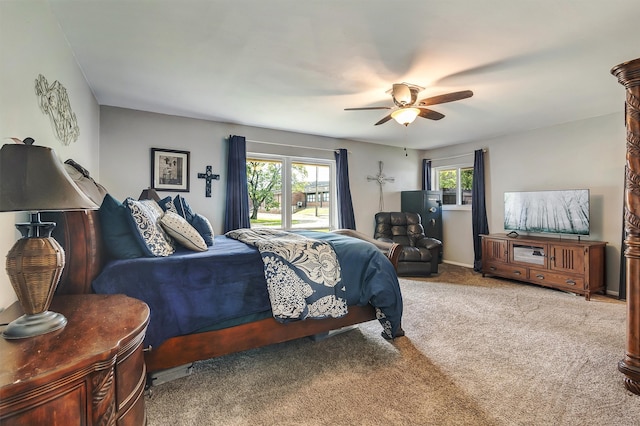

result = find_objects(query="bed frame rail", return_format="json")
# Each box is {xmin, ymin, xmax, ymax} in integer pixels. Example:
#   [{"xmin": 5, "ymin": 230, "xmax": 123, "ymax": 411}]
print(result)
[{"xmin": 144, "ymin": 305, "xmax": 376, "ymax": 372}]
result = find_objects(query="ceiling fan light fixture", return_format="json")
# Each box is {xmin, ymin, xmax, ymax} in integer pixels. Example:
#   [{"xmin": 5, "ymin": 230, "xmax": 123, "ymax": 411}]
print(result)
[{"xmin": 391, "ymin": 107, "xmax": 420, "ymax": 126}]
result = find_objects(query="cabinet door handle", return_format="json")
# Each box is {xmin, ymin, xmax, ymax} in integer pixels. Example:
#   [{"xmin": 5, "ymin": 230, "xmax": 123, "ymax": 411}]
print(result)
[
  {"xmin": 536, "ymin": 274, "xmax": 545, "ymax": 280},
  {"xmin": 549, "ymin": 256, "xmax": 555, "ymax": 261},
  {"xmin": 490, "ymin": 266, "xmax": 496, "ymax": 271},
  {"xmin": 565, "ymin": 279, "xmax": 576, "ymax": 286},
  {"xmin": 513, "ymin": 270, "xmax": 521, "ymax": 275}
]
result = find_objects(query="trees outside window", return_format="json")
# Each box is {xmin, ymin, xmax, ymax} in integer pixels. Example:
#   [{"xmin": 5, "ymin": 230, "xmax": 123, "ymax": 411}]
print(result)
[
  {"xmin": 247, "ymin": 159, "xmax": 282, "ymax": 221},
  {"xmin": 247, "ymin": 154, "xmax": 334, "ymax": 230},
  {"xmin": 436, "ymin": 166, "xmax": 473, "ymax": 206}
]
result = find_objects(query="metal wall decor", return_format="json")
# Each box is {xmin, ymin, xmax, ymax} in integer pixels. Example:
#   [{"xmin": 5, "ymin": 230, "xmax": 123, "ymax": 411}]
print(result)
[
  {"xmin": 197, "ymin": 166, "xmax": 220, "ymax": 197},
  {"xmin": 367, "ymin": 161, "xmax": 395, "ymax": 211},
  {"xmin": 34, "ymin": 74, "xmax": 79, "ymax": 146}
]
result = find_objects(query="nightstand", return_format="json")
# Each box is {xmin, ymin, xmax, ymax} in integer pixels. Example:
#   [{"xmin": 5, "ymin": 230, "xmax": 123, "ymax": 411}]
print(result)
[{"xmin": 0, "ymin": 294, "xmax": 149, "ymax": 426}]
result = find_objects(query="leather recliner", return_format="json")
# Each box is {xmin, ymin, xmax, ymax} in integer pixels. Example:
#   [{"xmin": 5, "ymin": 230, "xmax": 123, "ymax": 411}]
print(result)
[{"xmin": 374, "ymin": 212, "xmax": 442, "ymax": 276}]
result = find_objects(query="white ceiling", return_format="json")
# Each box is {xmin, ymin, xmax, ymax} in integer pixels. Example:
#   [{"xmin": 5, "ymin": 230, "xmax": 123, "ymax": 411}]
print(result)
[{"xmin": 48, "ymin": 0, "xmax": 639, "ymax": 150}]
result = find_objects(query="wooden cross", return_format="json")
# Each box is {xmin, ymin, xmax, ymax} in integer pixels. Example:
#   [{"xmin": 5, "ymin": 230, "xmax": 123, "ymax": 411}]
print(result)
[
  {"xmin": 367, "ymin": 161, "xmax": 395, "ymax": 211},
  {"xmin": 197, "ymin": 165, "xmax": 220, "ymax": 197}
]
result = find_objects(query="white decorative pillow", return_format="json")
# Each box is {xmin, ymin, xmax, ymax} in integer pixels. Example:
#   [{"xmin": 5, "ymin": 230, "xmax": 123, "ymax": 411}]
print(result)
[
  {"xmin": 142, "ymin": 198, "xmax": 165, "ymax": 217},
  {"xmin": 124, "ymin": 198, "xmax": 175, "ymax": 257},
  {"xmin": 160, "ymin": 211, "xmax": 207, "ymax": 252}
]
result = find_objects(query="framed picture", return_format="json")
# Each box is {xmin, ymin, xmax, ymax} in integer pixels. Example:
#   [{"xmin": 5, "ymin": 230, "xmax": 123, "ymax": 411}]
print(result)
[{"xmin": 151, "ymin": 148, "xmax": 190, "ymax": 192}]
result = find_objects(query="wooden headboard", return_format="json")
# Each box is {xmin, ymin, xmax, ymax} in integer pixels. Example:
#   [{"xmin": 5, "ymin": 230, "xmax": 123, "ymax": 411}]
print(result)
[{"xmin": 43, "ymin": 210, "xmax": 105, "ymax": 295}]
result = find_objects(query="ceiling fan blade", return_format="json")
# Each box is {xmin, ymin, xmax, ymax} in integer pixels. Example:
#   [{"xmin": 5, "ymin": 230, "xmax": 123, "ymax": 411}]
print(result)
[
  {"xmin": 418, "ymin": 90, "xmax": 473, "ymax": 107},
  {"xmin": 418, "ymin": 108, "xmax": 445, "ymax": 120},
  {"xmin": 344, "ymin": 106, "xmax": 391, "ymax": 111},
  {"xmin": 374, "ymin": 114, "xmax": 393, "ymax": 126}
]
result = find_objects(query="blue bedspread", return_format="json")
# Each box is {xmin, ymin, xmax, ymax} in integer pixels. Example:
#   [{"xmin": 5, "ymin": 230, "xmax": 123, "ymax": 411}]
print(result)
[{"xmin": 92, "ymin": 231, "xmax": 403, "ymax": 348}]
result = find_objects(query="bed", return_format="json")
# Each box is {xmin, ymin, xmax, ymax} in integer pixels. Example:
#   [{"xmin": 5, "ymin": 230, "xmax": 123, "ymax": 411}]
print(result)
[{"xmin": 49, "ymin": 209, "xmax": 403, "ymax": 374}]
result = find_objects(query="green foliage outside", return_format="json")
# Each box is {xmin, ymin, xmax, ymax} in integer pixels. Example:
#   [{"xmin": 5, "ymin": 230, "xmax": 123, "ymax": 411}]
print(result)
[
  {"xmin": 438, "ymin": 169, "xmax": 457, "ymax": 190},
  {"xmin": 461, "ymin": 168, "xmax": 473, "ymax": 190},
  {"xmin": 247, "ymin": 161, "xmax": 280, "ymax": 220},
  {"xmin": 246, "ymin": 160, "xmax": 308, "ymax": 220},
  {"xmin": 438, "ymin": 168, "xmax": 473, "ymax": 190}
]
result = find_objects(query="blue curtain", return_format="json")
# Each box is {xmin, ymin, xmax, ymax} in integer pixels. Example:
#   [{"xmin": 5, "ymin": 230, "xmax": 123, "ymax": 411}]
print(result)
[
  {"xmin": 334, "ymin": 149, "xmax": 356, "ymax": 229},
  {"xmin": 224, "ymin": 135, "xmax": 250, "ymax": 233},
  {"xmin": 472, "ymin": 149, "xmax": 489, "ymax": 271},
  {"xmin": 422, "ymin": 159, "xmax": 432, "ymax": 190}
]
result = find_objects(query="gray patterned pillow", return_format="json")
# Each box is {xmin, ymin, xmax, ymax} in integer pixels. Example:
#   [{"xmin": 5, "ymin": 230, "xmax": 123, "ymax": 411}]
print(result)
[
  {"xmin": 124, "ymin": 198, "xmax": 175, "ymax": 257},
  {"xmin": 160, "ymin": 211, "xmax": 207, "ymax": 252}
]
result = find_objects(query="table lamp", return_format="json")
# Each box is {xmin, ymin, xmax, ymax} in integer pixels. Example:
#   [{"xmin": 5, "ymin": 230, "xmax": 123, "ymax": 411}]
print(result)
[{"xmin": 0, "ymin": 142, "xmax": 97, "ymax": 339}]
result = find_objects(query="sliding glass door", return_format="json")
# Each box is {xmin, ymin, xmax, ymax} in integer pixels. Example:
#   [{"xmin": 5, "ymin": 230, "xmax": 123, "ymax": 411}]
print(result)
[{"xmin": 247, "ymin": 154, "xmax": 334, "ymax": 230}]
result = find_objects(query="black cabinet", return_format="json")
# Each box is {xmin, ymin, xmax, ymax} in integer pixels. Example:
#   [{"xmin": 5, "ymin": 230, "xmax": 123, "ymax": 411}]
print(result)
[{"xmin": 401, "ymin": 190, "xmax": 443, "ymax": 261}]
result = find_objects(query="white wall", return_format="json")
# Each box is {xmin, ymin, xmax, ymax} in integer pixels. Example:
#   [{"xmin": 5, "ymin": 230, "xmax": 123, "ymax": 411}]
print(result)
[
  {"xmin": 2, "ymin": 1, "xmax": 626, "ymax": 309},
  {"xmin": 100, "ymin": 106, "xmax": 420, "ymax": 236},
  {"xmin": 424, "ymin": 113, "xmax": 626, "ymax": 295},
  {"xmin": 0, "ymin": 1, "xmax": 100, "ymax": 308}
]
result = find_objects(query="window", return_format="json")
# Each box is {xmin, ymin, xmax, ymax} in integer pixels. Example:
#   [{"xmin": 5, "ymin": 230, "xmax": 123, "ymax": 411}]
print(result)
[
  {"xmin": 247, "ymin": 153, "xmax": 334, "ymax": 230},
  {"xmin": 434, "ymin": 165, "xmax": 473, "ymax": 207}
]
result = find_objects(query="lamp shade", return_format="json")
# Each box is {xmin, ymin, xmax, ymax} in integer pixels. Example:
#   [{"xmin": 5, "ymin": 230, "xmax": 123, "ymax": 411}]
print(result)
[
  {"xmin": 138, "ymin": 187, "xmax": 161, "ymax": 202},
  {"xmin": 0, "ymin": 144, "xmax": 97, "ymax": 212},
  {"xmin": 391, "ymin": 107, "xmax": 420, "ymax": 126},
  {"xmin": 1, "ymin": 144, "xmax": 97, "ymax": 339}
]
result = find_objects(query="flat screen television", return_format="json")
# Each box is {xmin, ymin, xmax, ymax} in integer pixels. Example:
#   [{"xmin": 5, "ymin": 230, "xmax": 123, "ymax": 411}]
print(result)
[{"xmin": 504, "ymin": 189, "xmax": 590, "ymax": 236}]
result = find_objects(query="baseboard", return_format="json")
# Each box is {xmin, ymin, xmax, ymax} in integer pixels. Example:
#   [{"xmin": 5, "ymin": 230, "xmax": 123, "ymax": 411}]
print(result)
[{"xmin": 443, "ymin": 260, "xmax": 474, "ymax": 269}]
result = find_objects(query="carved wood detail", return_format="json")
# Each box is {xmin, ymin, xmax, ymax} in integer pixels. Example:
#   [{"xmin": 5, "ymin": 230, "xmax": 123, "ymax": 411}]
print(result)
[
  {"xmin": 92, "ymin": 367, "xmax": 116, "ymax": 426},
  {"xmin": 611, "ymin": 57, "xmax": 640, "ymax": 396}
]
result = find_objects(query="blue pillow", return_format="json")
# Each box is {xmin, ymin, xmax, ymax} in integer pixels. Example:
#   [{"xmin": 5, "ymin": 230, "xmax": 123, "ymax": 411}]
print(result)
[
  {"xmin": 174, "ymin": 194, "xmax": 195, "ymax": 222},
  {"xmin": 98, "ymin": 194, "xmax": 145, "ymax": 259},
  {"xmin": 158, "ymin": 196, "xmax": 178, "ymax": 214},
  {"xmin": 124, "ymin": 198, "xmax": 175, "ymax": 257},
  {"xmin": 191, "ymin": 213, "xmax": 215, "ymax": 246}
]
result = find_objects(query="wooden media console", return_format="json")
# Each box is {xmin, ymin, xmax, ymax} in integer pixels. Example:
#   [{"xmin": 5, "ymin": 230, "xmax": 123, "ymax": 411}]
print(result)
[{"xmin": 481, "ymin": 233, "xmax": 607, "ymax": 301}]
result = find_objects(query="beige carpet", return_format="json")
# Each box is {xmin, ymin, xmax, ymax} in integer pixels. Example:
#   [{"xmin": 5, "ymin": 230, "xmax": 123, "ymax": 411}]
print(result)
[{"xmin": 145, "ymin": 264, "xmax": 639, "ymax": 425}]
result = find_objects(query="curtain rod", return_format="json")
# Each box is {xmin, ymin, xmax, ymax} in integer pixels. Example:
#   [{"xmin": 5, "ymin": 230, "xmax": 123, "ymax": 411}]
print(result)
[
  {"xmin": 427, "ymin": 148, "xmax": 487, "ymax": 162},
  {"xmin": 246, "ymin": 139, "xmax": 348, "ymax": 153}
]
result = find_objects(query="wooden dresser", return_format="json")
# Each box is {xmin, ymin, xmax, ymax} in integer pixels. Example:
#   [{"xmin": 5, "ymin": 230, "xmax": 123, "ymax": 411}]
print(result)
[
  {"xmin": 481, "ymin": 233, "xmax": 607, "ymax": 300},
  {"xmin": 0, "ymin": 294, "xmax": 149, "ymax": 426}
]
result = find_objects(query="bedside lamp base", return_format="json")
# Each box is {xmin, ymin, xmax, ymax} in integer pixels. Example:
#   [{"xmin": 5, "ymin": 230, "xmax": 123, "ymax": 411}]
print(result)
[{"xmin": 2, "ymin": 311, "xmax": 67, "ymax": 339}]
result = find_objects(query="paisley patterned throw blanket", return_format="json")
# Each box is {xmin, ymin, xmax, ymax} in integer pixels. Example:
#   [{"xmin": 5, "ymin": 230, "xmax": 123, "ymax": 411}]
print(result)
[{"xmin": 225, "ymin": 228, "xmax": 349, "ymax": 322}]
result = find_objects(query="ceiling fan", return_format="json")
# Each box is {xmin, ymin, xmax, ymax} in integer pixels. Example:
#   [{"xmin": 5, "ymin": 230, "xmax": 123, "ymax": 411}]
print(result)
[{"xmin": 345, "ymin": 83, "xmax": 473, "ymax": 126}]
